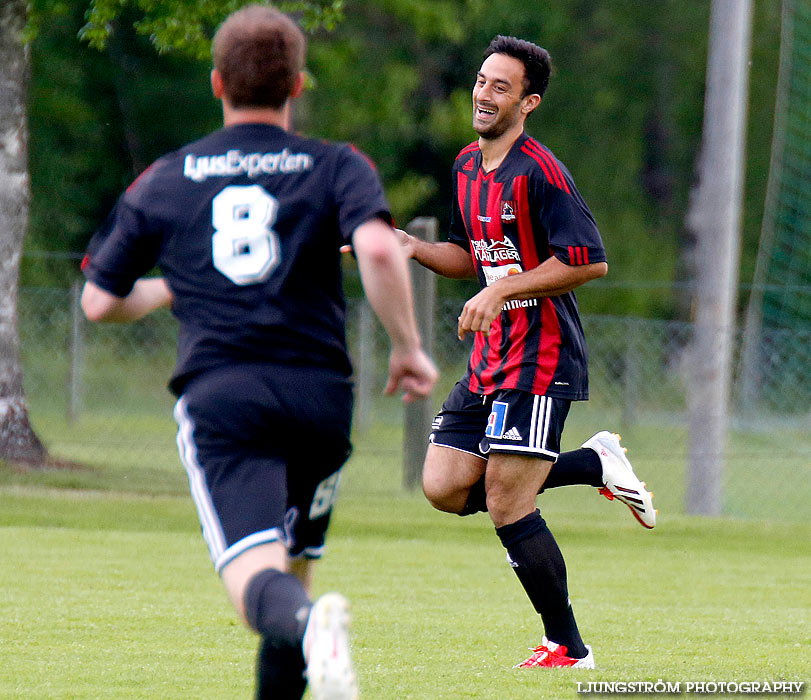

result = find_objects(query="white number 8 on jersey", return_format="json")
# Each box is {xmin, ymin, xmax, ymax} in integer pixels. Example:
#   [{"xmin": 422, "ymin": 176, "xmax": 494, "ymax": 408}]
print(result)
[{"xmin": 211, "ymin": 185, "xmax": 281, "ymax": 285}]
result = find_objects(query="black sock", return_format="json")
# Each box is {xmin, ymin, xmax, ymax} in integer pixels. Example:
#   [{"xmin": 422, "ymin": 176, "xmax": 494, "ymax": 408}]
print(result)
[
  {"xmin": 244, "ymin": 569, "xmax": 312, "ymax": 700},
  {"xmin": 542, "ymin": 448, "xmax": 603, "ymax": 491},
  {"xmin": 255, "ymin": 638, "xmax": 308, "ymax": 700},
  {"xmin": 495, "ymin": 510, "xmax": 588, "ymax": 658}
]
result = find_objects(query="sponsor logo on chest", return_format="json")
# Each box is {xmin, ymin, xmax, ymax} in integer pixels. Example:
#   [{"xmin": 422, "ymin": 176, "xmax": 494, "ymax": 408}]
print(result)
[{"xmin": 471, "ymin": 236, "xmax": 521, "ymax": 264}]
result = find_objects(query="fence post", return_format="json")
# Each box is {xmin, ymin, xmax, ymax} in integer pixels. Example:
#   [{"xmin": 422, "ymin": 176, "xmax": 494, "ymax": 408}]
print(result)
[
  {"xmin": 67, "ymin": 280, "xmax": 84, "ymax": 424},
  {"xmin": 622, "ymin": 318, "xmax": 640, "ymax": 427},
  {"xmin": 403, "ymin": 217, "xmax": 437, "ymax": 491},
  {"xmin": 353, "ymin": 300, "xmax": 375, "ymax": 433}
]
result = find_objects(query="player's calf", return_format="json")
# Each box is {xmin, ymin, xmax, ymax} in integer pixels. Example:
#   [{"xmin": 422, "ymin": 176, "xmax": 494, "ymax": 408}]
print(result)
[{"xmin": 244, "ymin": 568, "xmax": 312, "ymax": 698}]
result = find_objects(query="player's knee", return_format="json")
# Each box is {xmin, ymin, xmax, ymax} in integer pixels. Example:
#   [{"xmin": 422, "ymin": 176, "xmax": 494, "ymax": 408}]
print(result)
[
  {"xmin": 486, "ymin": 482, "xmax": 536, "ymax": 527},
  {"xmin": 422, "ymin": 476, "xmax": 462, "ymax": 513}
]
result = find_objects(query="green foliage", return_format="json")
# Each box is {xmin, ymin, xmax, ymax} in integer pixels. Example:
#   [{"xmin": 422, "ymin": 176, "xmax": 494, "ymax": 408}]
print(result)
[
  {"xmin": 23, "ymin": 0, "xmax": 783, "ymax": 319},
  {"xmin": 27, "ymin": 0, "xmax": 345, "ymax": 57}
]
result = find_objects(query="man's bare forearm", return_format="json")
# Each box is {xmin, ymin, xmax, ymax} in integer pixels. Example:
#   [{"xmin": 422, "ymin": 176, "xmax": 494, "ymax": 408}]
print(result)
[
  {"xmin": 495, "ymin": 256, "xmax": 607, "ymax": 301},
  {"xmin": 401, "ymin": 231, "xmax": 476, "ymax": 279}
]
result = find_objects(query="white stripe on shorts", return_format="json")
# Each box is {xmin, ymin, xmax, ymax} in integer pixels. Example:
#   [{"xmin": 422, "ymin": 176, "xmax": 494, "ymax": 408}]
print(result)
[
  {"xmin": 541, "ymin": 396, "xmax": 552, "ymax": 452},
  {"xmin": 174, "ymin": 396, "xmax": 228, "ymax": 568},
  {"xmin": 531, "ymin": 395, "xmax": 550, "ymax": 452},
  {"xmin": 215, "ymin": 528, "xmax": 286, "ymax": 573},
  {"xmin": 529, "ymin": 394, "xmax": 541, "ymax": 450}
]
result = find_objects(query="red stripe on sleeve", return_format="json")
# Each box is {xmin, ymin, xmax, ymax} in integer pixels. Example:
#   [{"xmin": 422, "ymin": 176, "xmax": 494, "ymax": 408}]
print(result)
[
  {"xmin": 583, "ymin": 247, "xmax": 589, "ymax": 264},
  {"xmin": 523, "ymin": 141, "xmax": 563, "ymax": 190},
  {"xmin": 575, "ymin": 247, "xmax": 583, "ymax": 265},
  {"xmin": 520, "ymin": 146, "xmax": 558, "ymax": 190},
  {"xmin": 568, "ymin": 245, "xmax": 575, "ymax": 264},
  {"xmin": 524, "ymin": 139, "xmax": 572, "ymax": 194}
]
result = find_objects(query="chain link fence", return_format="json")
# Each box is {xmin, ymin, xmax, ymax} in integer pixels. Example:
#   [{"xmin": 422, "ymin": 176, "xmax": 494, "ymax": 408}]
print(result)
[{"xmin": 18, "ymin": 285, "xmax": 811, "ymax": 521}]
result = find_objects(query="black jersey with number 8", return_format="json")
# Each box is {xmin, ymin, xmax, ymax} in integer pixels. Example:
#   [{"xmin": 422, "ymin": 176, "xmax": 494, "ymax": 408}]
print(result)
[{"xmin": 84, "ymin": 123, "xmax": 391, "ymax": 395}]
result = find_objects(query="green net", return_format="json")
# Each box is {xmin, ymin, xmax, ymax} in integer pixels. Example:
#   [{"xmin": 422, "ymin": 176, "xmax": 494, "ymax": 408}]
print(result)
[
  {"xmin": 739, "ymin": 0, "xmax": 810, "ymax": 415},
  {"xmin": 748, "ymin": 0, "xmax": 811, "ymax": 329}
]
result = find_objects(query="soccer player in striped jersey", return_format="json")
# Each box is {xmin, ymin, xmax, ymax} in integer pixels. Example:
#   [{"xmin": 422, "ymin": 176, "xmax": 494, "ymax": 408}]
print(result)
[
  {"xmin": 81, "ymin": 6, "xmax": 437, "ymax": 699},
  {"xmin": 399, "ymin": 35, "xmax": 655, "ymax": 669}
]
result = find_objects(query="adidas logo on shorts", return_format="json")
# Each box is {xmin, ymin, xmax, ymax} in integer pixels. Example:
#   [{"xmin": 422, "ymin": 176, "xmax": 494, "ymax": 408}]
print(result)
[{"xmin": 502, "ymin": 427, "xmax": 522, "ymax": 441}]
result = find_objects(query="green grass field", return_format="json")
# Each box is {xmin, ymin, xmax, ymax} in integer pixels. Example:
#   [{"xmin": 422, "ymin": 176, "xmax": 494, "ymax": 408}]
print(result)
[{"xmin": 1, "ymin": 439, "xmax": 809, "ymax": 700}]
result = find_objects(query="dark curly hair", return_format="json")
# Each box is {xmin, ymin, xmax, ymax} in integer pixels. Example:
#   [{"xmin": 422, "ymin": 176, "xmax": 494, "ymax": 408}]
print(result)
[
  {"xmin": 483, "ymin": 35, "xmax": 551, "ymax": 98},
  {"xmin": 213, "ymin": 5, "xmax": 306, "ymax": 109}
]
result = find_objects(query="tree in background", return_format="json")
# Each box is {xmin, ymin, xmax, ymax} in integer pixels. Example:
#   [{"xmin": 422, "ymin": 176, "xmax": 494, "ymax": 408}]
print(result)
[
  {"xmin": 0, "ymin": 0, "xmax": 47, "ymax": 462},
  {"xmin": 1, "ymin": 0, "xmax": 343, "ymax": 463}
]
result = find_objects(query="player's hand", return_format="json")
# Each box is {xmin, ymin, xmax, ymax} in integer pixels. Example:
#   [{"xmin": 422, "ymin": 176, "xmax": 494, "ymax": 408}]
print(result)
[
  {"xmin": 341, "ymin": 227, "xmax": 411, "ymax": 257},
  {"xmin": 457, "ymin": 287, "xmax": 506, "ymax": 340},
  {"xmin": 384, "ymin": 347, "xmax": 438, "ymax": 403},
  {"xmin": 394, "ymin": 228, "xmax": 416, "ymax": 260}
]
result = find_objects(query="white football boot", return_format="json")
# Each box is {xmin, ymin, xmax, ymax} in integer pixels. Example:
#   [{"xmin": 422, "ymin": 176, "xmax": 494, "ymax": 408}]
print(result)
[
  {"xmin": 303, "ymin": 593, "xmax": 359, "ymax": 700},
  {"xmin": 582, "ymin": 431, "xmax": 656, "ymax": 529}
]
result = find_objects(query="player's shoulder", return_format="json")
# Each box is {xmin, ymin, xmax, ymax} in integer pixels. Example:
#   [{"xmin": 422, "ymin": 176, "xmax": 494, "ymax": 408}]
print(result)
[
  {"xmin": 122, "ymin": 150, "xmax": 180, "ymax": 203},
  {"xmin": 310, "ymin": 138, "xmax": 382, "ymax": 177},
  {"xmin": 454, "ymin": 140, "xmax": 480, "ymax": 170},
  {"xmin": 332, "ymin": 139, "xmax": 379, "ymax": 168},
  {"xmin": 516, "ymin": 134, "xmax": 573, "ymax": 194}
]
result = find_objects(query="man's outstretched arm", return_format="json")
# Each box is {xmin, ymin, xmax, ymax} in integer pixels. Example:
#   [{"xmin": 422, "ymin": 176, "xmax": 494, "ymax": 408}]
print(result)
[
  {"xmin": 81, "ymin": 278, "xmax": 173, "ymax": 323},
  {"xmin": 396, "ymin": 228, "xmax": 476, "ymax": 279}
]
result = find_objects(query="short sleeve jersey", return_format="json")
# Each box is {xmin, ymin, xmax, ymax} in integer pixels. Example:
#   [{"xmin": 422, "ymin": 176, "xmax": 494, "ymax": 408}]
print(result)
[
  {"xmin": 83, "ymin": 123, "xmax": 391, "ymax": 395},
  {"xmin": 449, "ymin": 132, "xmax": 606, "ymax": 400}
]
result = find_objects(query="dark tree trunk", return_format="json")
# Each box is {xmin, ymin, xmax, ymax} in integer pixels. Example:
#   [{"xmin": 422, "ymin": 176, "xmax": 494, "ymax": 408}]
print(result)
[{"xmin": 0, "ymin": 0, "xmax": 47, "ymax": 463}]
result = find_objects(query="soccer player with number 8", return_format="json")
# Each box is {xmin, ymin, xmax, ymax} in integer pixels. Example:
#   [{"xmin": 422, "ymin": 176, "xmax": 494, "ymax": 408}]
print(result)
[{"xmin": 80, "ymin": 6, "xmax": 437, "ymax": 699}]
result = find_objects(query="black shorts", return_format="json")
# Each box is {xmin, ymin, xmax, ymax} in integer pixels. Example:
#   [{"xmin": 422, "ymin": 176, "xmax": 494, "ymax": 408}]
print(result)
[
  {"xmin": 430, "ymin": 382, "xmax": 570, "ymax": 461},
  {"xmin": 174, "ymin": 363, "xmax": 353, "ymax": 573}
]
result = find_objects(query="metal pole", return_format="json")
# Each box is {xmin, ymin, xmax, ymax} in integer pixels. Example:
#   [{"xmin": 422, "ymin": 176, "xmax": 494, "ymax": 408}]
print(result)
[
  {"xmin": 403, "ymin": 217, "xmax": 437, "ymax": 491},
  {"xmin": 685, "ymin": 0, "xmax": 753, "ymax": 515}
]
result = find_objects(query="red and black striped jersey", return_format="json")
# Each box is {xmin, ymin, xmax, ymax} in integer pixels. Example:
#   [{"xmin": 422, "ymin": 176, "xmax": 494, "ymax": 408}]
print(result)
[{"xmin": 449, "ymin": 132, "xmax": 606, "ymax": 400}]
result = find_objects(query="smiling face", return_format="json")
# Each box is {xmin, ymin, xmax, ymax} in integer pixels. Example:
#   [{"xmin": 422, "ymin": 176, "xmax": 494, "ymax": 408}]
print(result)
[{"xmin": 472, "ymin": 53, "xmax": 537, "ymax": 140}]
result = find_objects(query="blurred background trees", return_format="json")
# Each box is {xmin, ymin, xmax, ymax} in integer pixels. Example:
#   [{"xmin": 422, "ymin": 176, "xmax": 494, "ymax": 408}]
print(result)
[{"xmin": 22, "ymin": 0, "xmax": 782, "ymax": 320}]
